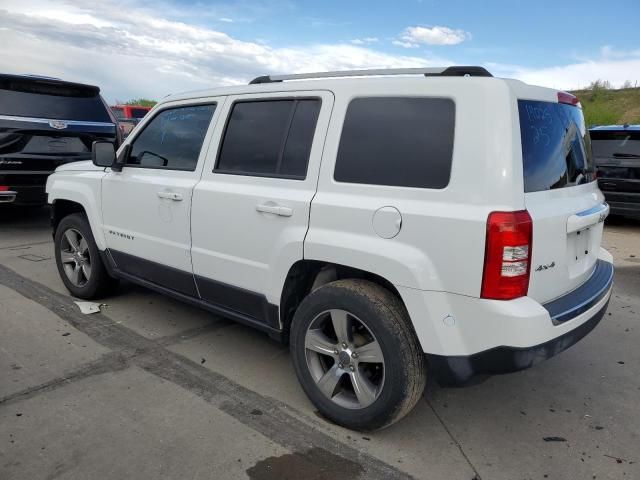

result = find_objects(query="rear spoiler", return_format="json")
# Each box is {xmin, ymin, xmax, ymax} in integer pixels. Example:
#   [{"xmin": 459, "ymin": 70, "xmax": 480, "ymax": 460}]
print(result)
[{"xmin": 0, "ymin": 73, "xmax": 101, "ymax": 97}]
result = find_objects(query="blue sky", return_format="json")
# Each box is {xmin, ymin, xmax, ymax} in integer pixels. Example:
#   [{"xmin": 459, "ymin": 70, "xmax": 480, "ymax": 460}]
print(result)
[
  {"xmin": 195, "ymin": 0, "xmax": 639, "ymax": 67},
  {"xmin": 1, "ymin": 0, "xmax": 639, "ymax": 101}
]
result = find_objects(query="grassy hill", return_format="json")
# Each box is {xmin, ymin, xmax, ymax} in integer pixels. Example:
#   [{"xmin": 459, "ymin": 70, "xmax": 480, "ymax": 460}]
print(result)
[{"xmin": 571, "ymin": 87, "xmax": 640, "ymax": 126}]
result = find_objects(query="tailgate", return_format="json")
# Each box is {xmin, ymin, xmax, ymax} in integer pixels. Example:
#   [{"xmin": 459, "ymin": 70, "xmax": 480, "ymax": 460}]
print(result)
[
  {"xmin": 0, "ymin": 116, "xmax": 116, "ymax": 169},
  {"xmin": 525, "ymin": 183, "xmax": 607, "ymax": 303},
  {"xmin": 0, "ymin": 74, "xmax": 117, "ymax": 169},
  {"xmin": 592, "ymin": 128, "xmax": 640, "ymax": 196},
  {"xmin": 518, "ymin": 98, "xmax": 606, "ymax": 304}
]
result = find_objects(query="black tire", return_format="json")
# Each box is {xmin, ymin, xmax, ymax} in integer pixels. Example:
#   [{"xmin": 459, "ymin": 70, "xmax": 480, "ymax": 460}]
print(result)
[
  {"xmin": 290, "ymin": 279, "xmax": 426, "ymax": 431},
  {"xmin": 54, "ymin": 213, "xmax": 118, "ymax": 299}
]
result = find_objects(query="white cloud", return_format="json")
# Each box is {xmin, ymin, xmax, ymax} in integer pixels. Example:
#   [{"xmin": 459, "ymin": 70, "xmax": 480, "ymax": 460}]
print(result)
[
  {"xmin": 0, "ymin": 3, "xmax": 443, "ymax": 102},
  {"xmin": 398, "ymin": 25, "xmax": 470, "ymax": 46},
  {"xmin": 219, "ymin": 17, "xmax": 234, "ymax": 23},
  {"xmin": 490, "ymin": 48, "xmax": 640, "ymax": 90},
  {"xmin": 351, "ymin": 37, "xmax": 378, "ymax": 45},
  {"xmin": 2, "ymin": 1, "xmax": 638, "ymax": 100},
  {"xmin": 392, "ymin": 40, "xmax": 419, "ymax": 49}
]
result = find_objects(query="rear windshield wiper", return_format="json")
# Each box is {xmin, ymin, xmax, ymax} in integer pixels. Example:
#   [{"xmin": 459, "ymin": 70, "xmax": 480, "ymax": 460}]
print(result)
[{"xmin": 612, "ymin": 152, "xmax": 640, "ymax": 158}]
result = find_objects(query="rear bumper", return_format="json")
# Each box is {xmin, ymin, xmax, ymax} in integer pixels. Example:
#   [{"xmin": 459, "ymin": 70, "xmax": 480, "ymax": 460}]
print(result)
[
  {"xmin": 0, "ymin": 185, "xmax": 47, "ymax": 205},
  {"xmin": 0, "ymin": 173, "xmax": 50, "ymax": 205},
  {"xmin": 428, "ymin": 298, "xmax": 609, "ymax": 385},
  {"xmin": 427, "ymin": 260, "xmax": 613, "ymax": 384},
  {"xmin": 0, "ymin": 190, "xmax": 18, "ymax": 203},
  {"xmin": 397, "ymin": 253, "xmax": 614, "ymax": 384}
]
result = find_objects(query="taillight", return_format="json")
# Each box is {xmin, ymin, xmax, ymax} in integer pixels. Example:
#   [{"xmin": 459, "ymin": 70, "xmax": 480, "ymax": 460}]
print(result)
[
  {"xmin": 558, "ymin": 91, "xmax": 579, "ymax": 106},
  {"xmin": 481, "ymin": 210, "xmax": 533, "ymax": 300},
  {"xmin": 0, "ymin": 186, "xmax": 9, "ymax": 191}
]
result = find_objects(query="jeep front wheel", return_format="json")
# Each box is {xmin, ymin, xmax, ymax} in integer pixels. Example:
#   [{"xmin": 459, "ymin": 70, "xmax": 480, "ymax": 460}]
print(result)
[{"xmin": 54, "ymin": 213, "xmax": 118, "ymax": 299}]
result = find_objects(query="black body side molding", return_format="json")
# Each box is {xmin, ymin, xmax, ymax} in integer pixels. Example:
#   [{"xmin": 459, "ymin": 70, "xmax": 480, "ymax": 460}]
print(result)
[{"xmin": 101, "ymin": 250, "xmax": 282, "ymax": 339}]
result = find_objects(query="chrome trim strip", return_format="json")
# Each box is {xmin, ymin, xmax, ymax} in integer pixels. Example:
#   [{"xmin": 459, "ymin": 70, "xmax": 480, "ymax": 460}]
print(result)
[
  {"xmin": 545, "ymin": 261, "xmax": 614, "ymax": 325},
  {"xmin": 0, "ymin": 191, "xmax": 18, "ymax": 203},
  {"xmin": 576, "ymin": 203, "xmax": 608, "ymax": 217},
  {"xmin": 0, "ymin": 115, "xmax": 114, "ymax": 128}
]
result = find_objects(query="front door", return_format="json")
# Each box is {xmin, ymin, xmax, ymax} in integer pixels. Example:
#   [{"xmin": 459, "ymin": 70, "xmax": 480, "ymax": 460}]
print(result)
[{"xmin": 102, "ymin": 101, "xmax": 221, "ymax": 295}]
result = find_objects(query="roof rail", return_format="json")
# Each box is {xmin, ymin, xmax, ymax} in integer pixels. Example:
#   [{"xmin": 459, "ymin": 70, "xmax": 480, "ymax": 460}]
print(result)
[{"xmin": 249, "ymin": 66, "xmax": 492, "ymax": 84}]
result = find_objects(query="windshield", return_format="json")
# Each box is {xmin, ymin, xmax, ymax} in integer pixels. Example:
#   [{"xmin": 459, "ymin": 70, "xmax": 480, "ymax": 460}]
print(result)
[
  {"xmin": 518, "ymin": 100, "xmax": 595, "ymax": 192},
  {"xmin": 590, "ymin": 130, "xmax": 640, "ymax": 158}
]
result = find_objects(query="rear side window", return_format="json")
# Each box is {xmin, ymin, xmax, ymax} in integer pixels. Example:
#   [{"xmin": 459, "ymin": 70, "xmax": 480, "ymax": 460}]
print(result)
[
  {"xmin": 590, "ymin": 130, "xmax": 640, "ymax": 159},
  {"xmin": 519, "ymin": 100, "xmax": 594, "ymax": 192},
  {"xmin": 127, "ymin": 104, "xmax": 215, "ymax": 171},
  {"xmin": 0, "ymin": 78, "xmax": 111, "ymax": 122},
  {"xmin": 334, "ymin": 97, "xmax": 455, "ymax": 189},
  {"xmin": 216, "ymin": 99, "xmax": 321, "ymax": 179}
]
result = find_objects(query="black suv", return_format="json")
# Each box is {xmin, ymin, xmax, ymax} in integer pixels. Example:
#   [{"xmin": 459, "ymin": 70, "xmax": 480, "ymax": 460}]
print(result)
[
  {"xmin": 0, "ymin": 74, "xmax": 119, "ymax": 205},
  {"xmin": 590, "ymin": 125, "xmax": 640, "ymax": 220}
]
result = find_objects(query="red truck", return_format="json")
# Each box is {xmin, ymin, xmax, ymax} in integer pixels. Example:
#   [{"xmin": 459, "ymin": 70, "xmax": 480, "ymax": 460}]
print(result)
[{"xmin": 110, "ymin": 104, "xmax": 151, "ymax": 137}]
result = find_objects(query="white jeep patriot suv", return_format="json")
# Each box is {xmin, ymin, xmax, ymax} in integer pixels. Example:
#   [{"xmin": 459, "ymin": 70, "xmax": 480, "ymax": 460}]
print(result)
[{"xmin": 46, "ymin": 67, "xmax": 614, "ymax": 431}]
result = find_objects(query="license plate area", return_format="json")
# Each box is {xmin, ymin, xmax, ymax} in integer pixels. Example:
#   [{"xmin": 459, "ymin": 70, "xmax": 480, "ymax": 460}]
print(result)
[{"xmin": 567, "ymin": 225, "xmax": 599, "ymax": 278}]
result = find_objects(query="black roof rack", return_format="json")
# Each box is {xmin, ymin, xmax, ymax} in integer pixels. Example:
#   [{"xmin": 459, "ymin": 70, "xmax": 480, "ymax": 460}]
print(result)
[{"xmin": 249, "ymin": 66, "xmax": 492, "ymax": 84}]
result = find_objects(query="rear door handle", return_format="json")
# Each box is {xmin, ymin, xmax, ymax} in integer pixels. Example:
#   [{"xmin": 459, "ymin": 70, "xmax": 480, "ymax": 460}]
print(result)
[
  {"xmin": 256, "ymin": 203, "xmax": 293, "ymax": 217},
  {"xmin": 157, "ymin": 191, "xmax": 183, "ymax": 201},
  {"xmin": 567, "ymin": 203, "xmax": 609, "ymax": 233}
]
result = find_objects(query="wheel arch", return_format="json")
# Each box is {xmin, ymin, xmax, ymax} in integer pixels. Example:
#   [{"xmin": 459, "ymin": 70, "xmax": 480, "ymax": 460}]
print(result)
[
  {"xmin": 48, "ymin": 176, "xmax": 106, "ymax": 250},
  {"xmin": 279, "ymin": 260, "xmax": 406, "ymax": 340},
  {"xmin": 51, "ymin": 199, "xmax": 86, "ymax": 233}
]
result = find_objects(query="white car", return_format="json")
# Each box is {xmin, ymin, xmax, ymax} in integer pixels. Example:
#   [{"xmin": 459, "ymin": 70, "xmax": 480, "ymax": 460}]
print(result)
[{"xmin": 46, "ymin": 67, "xmax": 614, "ymax": 431}]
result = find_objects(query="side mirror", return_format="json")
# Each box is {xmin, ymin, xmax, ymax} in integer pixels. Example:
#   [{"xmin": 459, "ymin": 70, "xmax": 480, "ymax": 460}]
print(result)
[{"xmin": 92, "ymin": 141, "xmax": 116, "ymax": 168}]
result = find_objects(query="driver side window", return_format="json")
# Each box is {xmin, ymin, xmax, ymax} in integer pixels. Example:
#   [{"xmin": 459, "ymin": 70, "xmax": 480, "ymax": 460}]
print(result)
[{"xmin": 127, "ymin": 104, "xmax": 216, "ymax": 171}]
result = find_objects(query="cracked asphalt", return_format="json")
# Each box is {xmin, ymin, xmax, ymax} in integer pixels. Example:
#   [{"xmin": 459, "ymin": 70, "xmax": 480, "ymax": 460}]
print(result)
[{"xmin": 1, "ymin": 206, "xmax": 639, "ymax": 480}]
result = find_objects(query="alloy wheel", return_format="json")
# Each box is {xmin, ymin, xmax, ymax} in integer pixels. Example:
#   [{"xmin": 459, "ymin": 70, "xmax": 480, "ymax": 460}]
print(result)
[
  {"xmin": 59, "ymin": 228, "xmax": 92, "ymax": 287},
  {"xmin": 304, "ymin": 309, "xmax": 385, "ymax": 409}
]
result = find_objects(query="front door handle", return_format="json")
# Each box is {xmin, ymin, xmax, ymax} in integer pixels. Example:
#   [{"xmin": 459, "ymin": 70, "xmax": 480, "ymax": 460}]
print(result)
[
  {"xmin": 157, "ymin": 191, "xmax": 183, "ymax": 201},
  {"xmin": 256, "ymin": 203, "xmax": 293, "ymax": 217}
]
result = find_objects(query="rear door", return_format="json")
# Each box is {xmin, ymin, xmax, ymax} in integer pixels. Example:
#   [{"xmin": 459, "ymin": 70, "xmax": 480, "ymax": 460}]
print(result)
[
  {"xmin": 191, "ymin": 91, "xmax": 333, "ymax": 327},
  {"xmin": 518, "ymin": 98, "xmax": 607, "ymax": 304}
]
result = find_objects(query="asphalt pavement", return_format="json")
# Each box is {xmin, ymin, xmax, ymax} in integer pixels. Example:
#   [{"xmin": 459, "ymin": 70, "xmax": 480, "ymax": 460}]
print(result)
[{"xmin": 1, "ymin": 206, "xmax": 638, "ymax": 480}]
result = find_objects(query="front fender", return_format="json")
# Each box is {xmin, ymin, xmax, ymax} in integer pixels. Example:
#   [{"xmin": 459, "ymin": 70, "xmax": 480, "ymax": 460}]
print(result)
[{"xmin": 46, "ymin": 171, "xmax": 106, "ymax": 250}]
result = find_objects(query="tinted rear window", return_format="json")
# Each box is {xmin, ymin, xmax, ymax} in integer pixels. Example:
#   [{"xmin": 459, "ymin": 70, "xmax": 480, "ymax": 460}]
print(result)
[
  {"xmin": 334, "ymin": 97, "xmax": 455, "ymax": 189},
  {"xmin": 0, "ymin": 78, "xmax": 111, "ymax": 122},
  {"xmin": 590, "ymin": 130, "xmax": 640, "ymax": 159},
  {"xmin": 216, "ymin": 99, "xmax": 320, "ymax": 179},
  {"xmin": 519, "ymin": 100, "xmax": 594, "ymax": 192}
]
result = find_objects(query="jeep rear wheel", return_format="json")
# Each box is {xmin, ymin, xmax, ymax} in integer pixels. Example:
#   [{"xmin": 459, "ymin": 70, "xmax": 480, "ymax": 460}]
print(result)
[{"xmin": 290, "ymin": 279, "xmax": 426, "ymax": 431}]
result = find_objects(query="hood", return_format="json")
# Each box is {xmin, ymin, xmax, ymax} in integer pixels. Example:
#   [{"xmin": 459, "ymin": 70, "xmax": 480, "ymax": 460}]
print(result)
[{"xmin": 55, "ymin": 160, "xmax": 104, "ymax": 172}]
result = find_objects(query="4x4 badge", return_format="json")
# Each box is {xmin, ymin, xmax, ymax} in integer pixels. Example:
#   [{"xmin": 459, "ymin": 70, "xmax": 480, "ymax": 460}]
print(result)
[
  {"xmin": 49, "ymin": 120, "xmax": 68, "ymax": 129},
  {"xmin": 535, "ymin": 261, "xmax": 555, "ymax": 272}
]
